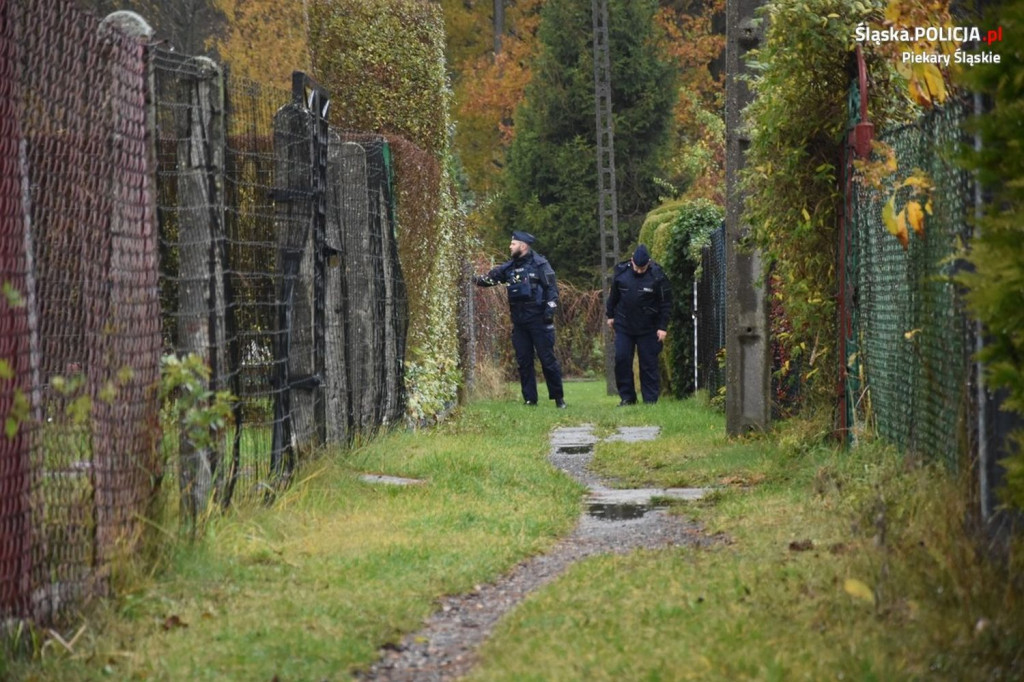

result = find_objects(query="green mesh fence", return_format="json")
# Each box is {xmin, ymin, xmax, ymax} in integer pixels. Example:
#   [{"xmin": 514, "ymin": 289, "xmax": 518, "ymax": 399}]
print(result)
[{"xmin": 847, "ymin": 100, "xmax": 973, "ymax": 469}]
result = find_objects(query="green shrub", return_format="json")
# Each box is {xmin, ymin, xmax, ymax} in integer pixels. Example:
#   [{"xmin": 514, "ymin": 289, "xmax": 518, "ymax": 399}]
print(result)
[
  {"xmin": 957, "ymin": 0, "xmax": 1024, "ymax": 512},
  {"xmin": 306, "ymin": 0, "xmax": 465, "ymax": 423}
]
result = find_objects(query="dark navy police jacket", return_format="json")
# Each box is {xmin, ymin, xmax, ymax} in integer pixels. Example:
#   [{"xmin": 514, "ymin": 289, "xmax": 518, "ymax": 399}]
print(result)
[
  {"xmin": 605, "ymin": 260, "xmax": 672, "ymax": 335},
  {"xmin": 478, "ymin": 250, "xmax": 559, "ymax": 326}
]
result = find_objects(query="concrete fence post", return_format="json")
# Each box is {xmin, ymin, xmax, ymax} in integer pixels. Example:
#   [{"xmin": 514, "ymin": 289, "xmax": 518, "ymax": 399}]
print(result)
[{"xmin": 725, "ymin": 0, "xmax": 770, "ymax": 435}]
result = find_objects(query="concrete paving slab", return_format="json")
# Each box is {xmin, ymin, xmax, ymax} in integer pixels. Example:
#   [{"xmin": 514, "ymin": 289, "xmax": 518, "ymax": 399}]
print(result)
[
  {"xmin": 587, "ymin": 485, "xmax": 708, "ymax": 504},
  {"xmin": 359, "ymin": 474, "xmax": 425, "ymax": 486},
  {"xmin": 604, "ymin": 426, "xmax": 661, "ymax": 442},
  {"xmin": 549, "ymin": 424, "xmax": 599, "ymax": 447}
]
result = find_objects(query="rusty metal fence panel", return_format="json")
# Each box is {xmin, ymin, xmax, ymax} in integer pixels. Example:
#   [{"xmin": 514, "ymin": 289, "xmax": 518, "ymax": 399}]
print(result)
[{"xmin": 1, "ymin": 0, "xmax": 162, "ymax": 625}]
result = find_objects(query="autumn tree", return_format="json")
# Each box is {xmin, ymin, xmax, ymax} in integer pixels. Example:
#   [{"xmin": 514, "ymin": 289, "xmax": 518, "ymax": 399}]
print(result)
[
  {"xmin": 448, "ymin": 0, "xmax": 545, "ymax": 202},
  {"xmin": 656, "ymin": 0, "xmax": 725, "ymax": 203},
  {"xmin": 439, "ymin": 0, "xmax": 495, "ymax": 72},
  {"xmin": 77, "ymin": 0, "xmax": 313, "ymax": 89},
  {"xmin": 208, "ymin": 0, "xmax": 311, "ymax": 90},
  {"xmin": 493, "ymin": 0, "xmax": 677, "ymax": 284}
]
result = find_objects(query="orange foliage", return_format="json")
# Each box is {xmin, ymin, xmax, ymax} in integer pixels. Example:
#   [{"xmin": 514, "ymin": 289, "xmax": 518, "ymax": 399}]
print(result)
[
  {"xmin": 656, "ymin": 1, "xmax": 726, "ymax": 202},
  {"xmin": 873, "ymin": 0, "xmax": 958, "ymax": 108},
  {"xmin": 453, "ymin": 0, "xmax": 544, "ymax": 197},
  {"xmin": 209, "ymin": 0, "xmax": 312, "ymax": 90},
  {"xmin": 656, "ymin": 2, "xmax": 724, "ymax": 100},
  {"xmin": 440, "ymin": 0, "xmax": 494, "ymax": 70}
]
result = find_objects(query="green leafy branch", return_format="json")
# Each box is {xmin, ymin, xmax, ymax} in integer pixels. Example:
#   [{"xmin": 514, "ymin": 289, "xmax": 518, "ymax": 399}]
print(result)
[{"xmin": 159, "ymin": 353, "xmax": 235, "ymax": 456}]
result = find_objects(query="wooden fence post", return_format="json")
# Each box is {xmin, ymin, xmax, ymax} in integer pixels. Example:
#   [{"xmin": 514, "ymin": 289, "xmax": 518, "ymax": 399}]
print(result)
[
  {"xmin": 173, "ymin": 55, "xmax": 227, "ymax": 523},
  {"xmin": 340, "ymin": 142, "xmax": 380, "ymax": 432},
  {"xmin": 323, "ymin": 135, "xmax": 352, "ymax": 443},
  {"xmin": 271, "ymin": 72, "xmax": 329, "ymax": 475},
  {"xmin": 271, "ymin": 101, "xmax": 309, "ymax": 480}
]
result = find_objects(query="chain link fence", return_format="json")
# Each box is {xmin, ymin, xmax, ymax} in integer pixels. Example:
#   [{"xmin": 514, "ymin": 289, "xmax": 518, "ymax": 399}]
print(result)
[
  {"xmin": 1, "ymin": 0, "xmax": 162, "ymax": 625},
  {"xmin": 696, "ymin": 223, "xmax": 726, "ymax": 399},
  {"xmin": 845, "ymin": 100, "xmax": 974, "ymax": 470}
]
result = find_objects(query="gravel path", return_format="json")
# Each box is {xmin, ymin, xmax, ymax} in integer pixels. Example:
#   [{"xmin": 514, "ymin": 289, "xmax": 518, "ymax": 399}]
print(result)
[{"xmin": 355, "ymin": 425, "xmax": 716, "ymax": 681}]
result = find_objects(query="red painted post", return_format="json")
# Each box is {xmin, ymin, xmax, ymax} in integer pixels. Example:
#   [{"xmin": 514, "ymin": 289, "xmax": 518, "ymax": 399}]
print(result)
[{"xmin": 838, "ymin": 46, "xmax": 874, "ymax": 442}]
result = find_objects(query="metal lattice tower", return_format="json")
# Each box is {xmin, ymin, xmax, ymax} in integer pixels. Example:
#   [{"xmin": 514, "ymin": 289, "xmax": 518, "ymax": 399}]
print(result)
[{"xmin": 592, "ymin": 0, "xmax": 619, "ymax": 394}]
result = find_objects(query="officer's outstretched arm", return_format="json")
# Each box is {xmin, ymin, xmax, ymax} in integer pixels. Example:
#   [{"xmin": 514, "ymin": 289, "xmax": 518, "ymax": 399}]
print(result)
[{"xmin": 474, "ymin": 263, "xmax": 509, "ymax": 287}]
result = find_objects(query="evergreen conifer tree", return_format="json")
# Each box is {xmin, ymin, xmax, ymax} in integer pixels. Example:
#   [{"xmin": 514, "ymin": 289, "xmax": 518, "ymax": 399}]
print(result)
[{"xmin": 494, "ymin": 0, "xmax": 676, "ymax": 284}]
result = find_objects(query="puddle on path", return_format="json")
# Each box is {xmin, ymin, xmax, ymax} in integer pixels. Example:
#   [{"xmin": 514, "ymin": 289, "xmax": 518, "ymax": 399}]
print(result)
[
  {"xmin": 586, "ymin": 501, "xmax": 665, "ymax": 520},
  {"xmin": 555, "ymin": 444, "xmax": 593, "ymax": 455}
]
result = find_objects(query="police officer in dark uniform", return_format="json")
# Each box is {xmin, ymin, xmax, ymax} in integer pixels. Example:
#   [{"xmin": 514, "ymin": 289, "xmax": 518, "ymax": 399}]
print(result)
[
  {"xmin": 605, "ymin": 244, "xmax": 671, "ymax": 405},
  {"xmin": 474, "ymin": 231, "xmax": 566, "ymax": 408}
]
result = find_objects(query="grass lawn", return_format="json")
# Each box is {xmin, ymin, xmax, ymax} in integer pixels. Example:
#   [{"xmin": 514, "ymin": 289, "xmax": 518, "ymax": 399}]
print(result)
[{"xmin": 4, "ymin": 381, "xmax": 1022, "ymax": 680}]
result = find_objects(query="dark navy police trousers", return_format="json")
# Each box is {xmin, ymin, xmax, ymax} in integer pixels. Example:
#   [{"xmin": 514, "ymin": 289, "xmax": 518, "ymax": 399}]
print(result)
[
  {"xmin": 511, "ymin": 321, "xmax": 563, "ymax": 403},
  {"xmin": 614, "ymin": 329, "xmax": 662, "ymax": 403}
]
